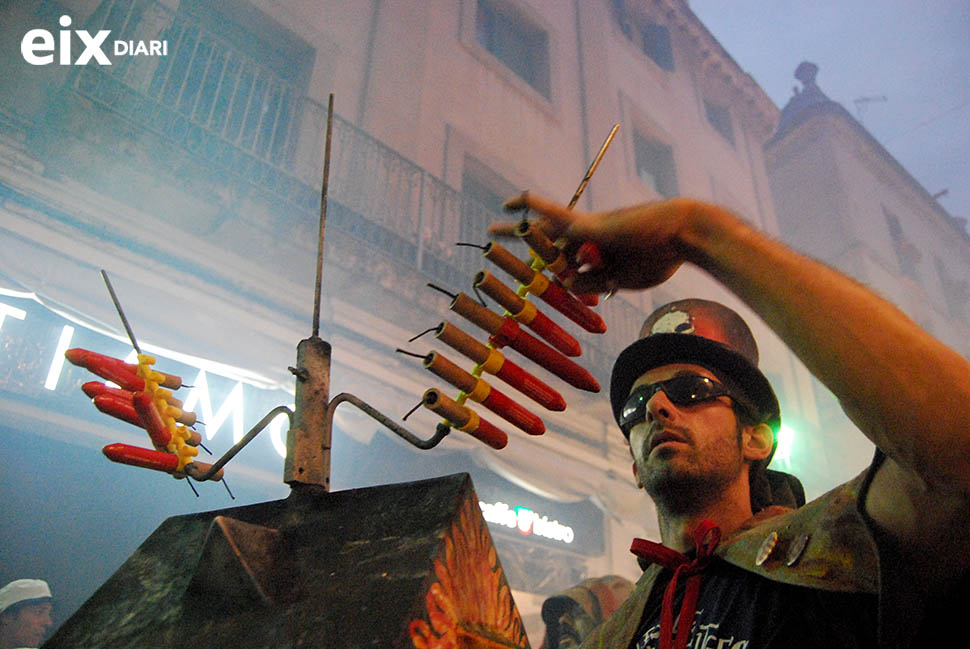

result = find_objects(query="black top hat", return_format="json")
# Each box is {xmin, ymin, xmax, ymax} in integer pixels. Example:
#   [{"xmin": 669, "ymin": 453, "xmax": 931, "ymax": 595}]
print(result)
[{"xmin": 609, "ymin": 299, "xmax": 781, "ymax": 438}]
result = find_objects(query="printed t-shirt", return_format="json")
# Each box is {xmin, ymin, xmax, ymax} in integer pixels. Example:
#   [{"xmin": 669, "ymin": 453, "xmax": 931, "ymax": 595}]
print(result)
[{"xmin": 630, "ymin": 557, "xmax": 877, "ymax": 649}]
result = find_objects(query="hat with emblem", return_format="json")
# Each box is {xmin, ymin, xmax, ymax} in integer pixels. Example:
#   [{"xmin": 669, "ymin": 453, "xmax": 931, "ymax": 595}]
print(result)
[{"xmin": 610, "ymin": 299, "xmax": 780, "ymax": 437}]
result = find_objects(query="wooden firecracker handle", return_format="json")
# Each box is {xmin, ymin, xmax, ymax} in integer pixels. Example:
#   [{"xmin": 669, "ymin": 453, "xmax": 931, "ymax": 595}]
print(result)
[
  {"xmin": 474, "ymin": 270, "xmax": 526, "ymax": 315},
  {"xmin": 435, "ymin": 322, "xmax": 490, "ymax": 365},
  {"xmin": 451, "ymin": 293, "xmax": 504, "ymax": 333},
  {"xmin": 422, "ymin": 389, "xmax": 508, "ymax": 450},
  {"xmin": 423, "ymin": 352, "xmax": 477, "ymax": 393},
  {"xmin": 482, "ymin": 242, "xmax": 536, "ymax": 286}
]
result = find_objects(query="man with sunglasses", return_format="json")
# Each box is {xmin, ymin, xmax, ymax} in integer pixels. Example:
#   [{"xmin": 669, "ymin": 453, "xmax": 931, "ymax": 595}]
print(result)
[{"xmin": 492, "ymin": 194, "xmax": 970, "ymax": 648}]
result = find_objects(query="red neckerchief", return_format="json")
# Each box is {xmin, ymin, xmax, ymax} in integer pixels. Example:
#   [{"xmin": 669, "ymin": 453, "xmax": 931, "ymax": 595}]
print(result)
[{"xmin": 630, "ymin": 520, "xmax": 721, "ymax": 649}]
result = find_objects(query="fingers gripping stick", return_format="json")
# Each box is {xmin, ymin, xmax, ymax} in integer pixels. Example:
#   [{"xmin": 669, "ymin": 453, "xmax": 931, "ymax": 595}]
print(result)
[{"xmin": 515, "ymin": 219, "xmax": 600, "ymax": 306}]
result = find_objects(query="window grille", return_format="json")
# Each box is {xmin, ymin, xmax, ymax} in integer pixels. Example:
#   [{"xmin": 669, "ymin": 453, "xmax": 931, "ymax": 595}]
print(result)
[
  {"xmin": 883, "ymin": 208, "xmax": 921, "ymax": 281},
  {"xmin": 641, "ymin": 22, "xmax": 674, "ymax": 71},
  {"xmin": 634, "ymin": 132, "xmax": 679, "ymax": 198},
  {"xmin": 83, "ymin": 0, "xmax": 306, "ymax": 168},
  {"xmin": 476, "ymin": 0, "xmax": 551, "ymax": 99},
  {"xmin": 704, "ymin": 100, "xmax": 735, "ymax": 145}
]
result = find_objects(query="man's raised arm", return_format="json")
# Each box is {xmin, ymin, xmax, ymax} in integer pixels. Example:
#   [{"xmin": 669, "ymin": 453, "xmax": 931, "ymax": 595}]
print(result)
[{"xmin": 492, "ymin": 194, "xmax": 970, "ymax": 578}]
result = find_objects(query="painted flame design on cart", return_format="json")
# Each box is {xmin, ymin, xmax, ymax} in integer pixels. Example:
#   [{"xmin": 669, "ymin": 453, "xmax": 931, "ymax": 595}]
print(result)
[{"xmin": 409, "ymin": 496, "xmax": 528, "ymax": 649}]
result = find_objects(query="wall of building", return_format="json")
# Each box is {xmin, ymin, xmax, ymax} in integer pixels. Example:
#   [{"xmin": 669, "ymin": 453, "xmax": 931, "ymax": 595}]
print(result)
[
  {"xmin": 765, "ymin": 75, "xmax": 970, "ymax": 361},
  {"xmin": 0, "ymin": 0, "xmax": 876, "ymax": 641}
]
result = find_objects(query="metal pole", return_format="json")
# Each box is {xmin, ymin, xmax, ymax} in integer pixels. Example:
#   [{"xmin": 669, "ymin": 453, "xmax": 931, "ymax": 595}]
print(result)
[
  {"xmin": 312, "ymin": 93, "xmax": 334, "ymax": 337},
  {"xmin": 285, "ymin": 94, "xmax": 336, "ymax": 491},
  {"xmin": 101, "ymin": 270, "xmax": 141, "ymax": 353}
]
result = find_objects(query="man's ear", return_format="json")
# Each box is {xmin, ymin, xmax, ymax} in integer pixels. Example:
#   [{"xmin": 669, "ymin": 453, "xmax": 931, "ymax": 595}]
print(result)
[
  {"xmin": 632, "ymin": 461, "xmax": 642, "ymax": 489},
  {"xmin": 742, "ymin": 422, "xmax": 773, "ymax": 462}
]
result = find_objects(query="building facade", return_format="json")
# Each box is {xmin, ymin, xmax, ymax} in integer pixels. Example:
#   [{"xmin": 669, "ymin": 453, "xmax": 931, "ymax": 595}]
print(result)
[
  {"xmin": 0, "ymin": 0, "xmax": 870, "ymax": 639},
  {"xmin": 765, "ymin": 62, "xmax": 970, "ymax": 485}
]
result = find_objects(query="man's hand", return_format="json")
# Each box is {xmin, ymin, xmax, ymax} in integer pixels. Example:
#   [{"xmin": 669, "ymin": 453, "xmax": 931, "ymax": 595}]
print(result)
[{"xmin": 489, "ymin": 192, "xmax": 719, "ymax": 294}]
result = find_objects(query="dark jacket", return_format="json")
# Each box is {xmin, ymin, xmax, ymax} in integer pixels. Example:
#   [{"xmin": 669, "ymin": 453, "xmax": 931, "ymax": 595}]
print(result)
[{"xmin": 579, "ymin": 471, "xmax": 882, "ymax": 649}]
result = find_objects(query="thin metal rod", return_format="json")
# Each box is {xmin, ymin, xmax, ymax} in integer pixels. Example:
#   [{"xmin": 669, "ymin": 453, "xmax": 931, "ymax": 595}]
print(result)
[
  {"xmin": 567, "ymin": 123, "xmax": 619, "ymax": 209},
  {"xmin": 312, "ymin": 93, "xmax": 335, "ymax": 337},
  {"xmin": 193, "ymin": 392, "xmax": 448, "ymax": 481},
  {"xmin": 222, "ymin": 478, "xmax": 235, "ymax": 500},
  {"xmin": 101, "ymin": 269, "xmax": 141, "ymax": 353}
]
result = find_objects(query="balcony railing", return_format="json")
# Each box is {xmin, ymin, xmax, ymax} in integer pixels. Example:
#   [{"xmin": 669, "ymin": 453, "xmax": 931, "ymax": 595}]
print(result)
[
  {"xmin": 63, "ymin": 0, "xmax": 646, "ymax": 395},
  {"xmin": 84, "ymin": 0, "xmax": 301, "ymax": 166}
]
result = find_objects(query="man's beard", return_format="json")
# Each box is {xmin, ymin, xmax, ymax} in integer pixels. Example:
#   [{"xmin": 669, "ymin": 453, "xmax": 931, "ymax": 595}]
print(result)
[{"xmin": 637, "ymin": 424, "xmax": 744, "ymax": 515}]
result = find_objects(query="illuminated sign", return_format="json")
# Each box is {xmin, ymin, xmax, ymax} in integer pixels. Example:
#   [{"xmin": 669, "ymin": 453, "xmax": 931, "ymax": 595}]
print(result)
[
  {"xmin": 479, "ymin": 500, "xmax": 575, "ymax": 544},
  {"xmin": 0, "ymin": 290, "xmax": 292, "ymax": 459},
  {"xmin": 1, "ymin": 289, "xmax": 603, "ymax": 554}
]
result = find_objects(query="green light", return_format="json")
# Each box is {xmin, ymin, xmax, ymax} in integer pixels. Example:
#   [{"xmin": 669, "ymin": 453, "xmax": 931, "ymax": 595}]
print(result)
[{"xmin": 773, "ymin": 424, "xmax": 795, "ymax": 468}]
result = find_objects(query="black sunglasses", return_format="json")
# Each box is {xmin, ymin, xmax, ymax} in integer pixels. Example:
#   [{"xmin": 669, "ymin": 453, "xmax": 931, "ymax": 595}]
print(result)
[{"xmin": 619, "ymin": 374, "xmax": 748, "ymax": 436}]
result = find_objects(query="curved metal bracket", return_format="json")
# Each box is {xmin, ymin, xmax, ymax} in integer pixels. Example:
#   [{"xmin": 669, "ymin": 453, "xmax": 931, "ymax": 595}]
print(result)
[
  {"xmin": 190, "ymin": 393, "xmax": 449, "ymax": 482},
  {"xmin": 325, "ymin": 392, "xmax": 450, "ymax": 450},
  {"xmin": 190, "ymin": 405, "xmax": 294, "ymax": 481}
]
